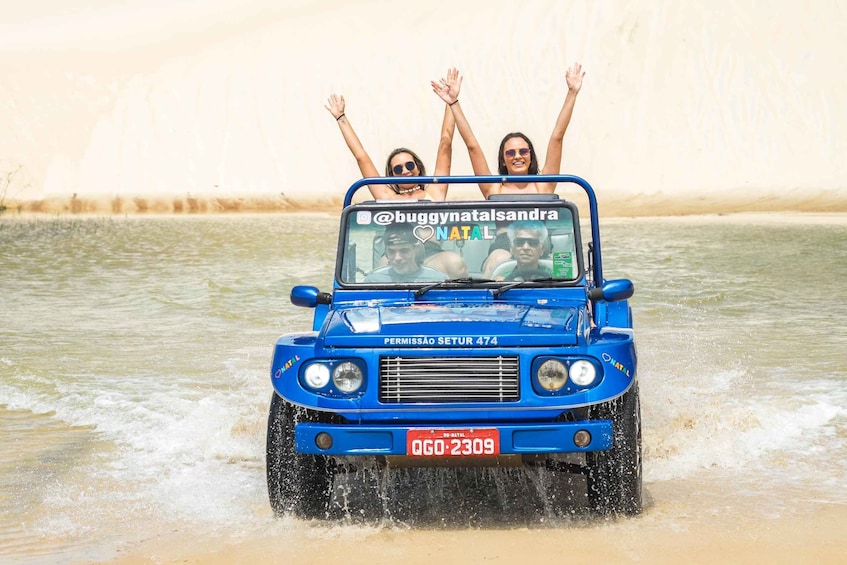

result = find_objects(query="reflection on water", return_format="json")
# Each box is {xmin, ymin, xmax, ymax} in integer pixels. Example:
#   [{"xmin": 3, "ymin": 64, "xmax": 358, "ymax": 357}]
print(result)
[{"xmin": 1, "ymin": 214, "xmax": 845, "ymax": 562}]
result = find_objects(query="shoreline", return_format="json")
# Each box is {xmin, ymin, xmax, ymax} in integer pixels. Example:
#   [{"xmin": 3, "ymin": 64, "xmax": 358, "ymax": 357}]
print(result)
[
  {"xmin": 2, "ymin": 194, "xmax": 847, "ymax": 221},
  {"xmin": 3, "ymin": 214, "xmax": 847, "ymax": 229},
  {"xmin": 0, "ymin": 209, "xmax": 847, "ymax": 226}
]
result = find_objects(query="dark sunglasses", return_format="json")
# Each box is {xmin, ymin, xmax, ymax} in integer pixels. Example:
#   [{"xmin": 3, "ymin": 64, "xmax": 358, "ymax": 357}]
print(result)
[
  {"xmin": 513, "ymin": 237, "xmax": 541, "ymax": 247},
  {"xmin": 392, "ymin": 161, "xmax": 417, "ymax": 175},
  {"xmin": 504, "ymin": 147, "xmax": 530, "ymax": 158}
]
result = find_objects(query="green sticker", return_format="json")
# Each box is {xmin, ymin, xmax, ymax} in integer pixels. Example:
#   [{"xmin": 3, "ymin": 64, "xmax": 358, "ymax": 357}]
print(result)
[{"xmin": 552, "ymin": 252, "xmax": 574, "ymax": 279}]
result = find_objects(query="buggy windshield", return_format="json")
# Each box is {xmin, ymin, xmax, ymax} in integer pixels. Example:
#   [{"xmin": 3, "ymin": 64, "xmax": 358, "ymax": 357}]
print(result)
[{"xmin": 337, "ymin": 199, "xmax": 583, "ymax": 286}]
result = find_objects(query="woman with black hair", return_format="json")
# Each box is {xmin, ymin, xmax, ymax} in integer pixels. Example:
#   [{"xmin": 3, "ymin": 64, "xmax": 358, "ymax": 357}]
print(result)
[
  {"xmin": 431, "ymin": 63, "xmax": 585, "ymax": 198},
  {"xmin": 325, "ymin": 78, "xmax": 466, "ymax": 278},
  {"xmin": 324, "ymin": 68, "xmax": 459, "ymax": 201}
]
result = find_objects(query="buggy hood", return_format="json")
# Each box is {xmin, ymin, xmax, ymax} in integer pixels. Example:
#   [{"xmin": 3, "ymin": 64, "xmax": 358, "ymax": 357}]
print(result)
[{"xmin": 322, "ymin": 302, "xmax": 581, "ymax": 348}]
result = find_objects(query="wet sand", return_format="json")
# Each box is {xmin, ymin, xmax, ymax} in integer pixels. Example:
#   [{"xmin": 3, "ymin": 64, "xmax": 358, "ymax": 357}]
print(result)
[{"xmin": 105, "ymin": 494, "xmax": 847, "ymax": 564}]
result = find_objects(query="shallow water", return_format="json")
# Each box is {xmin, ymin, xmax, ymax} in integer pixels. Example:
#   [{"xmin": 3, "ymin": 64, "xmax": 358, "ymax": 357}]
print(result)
[{"xmin": 1, "ymin": 213, "xmax": 845, "ymax": 563}]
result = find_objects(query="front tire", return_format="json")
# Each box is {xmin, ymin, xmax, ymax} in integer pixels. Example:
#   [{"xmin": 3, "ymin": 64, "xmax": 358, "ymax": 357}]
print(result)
[
  {"xmin": 266, "ymin": 393, "xmax": 332, "ymax": 519},
  {"xmin": 586, "ymin": 383, "xmax": 642, "ymax": 516}
]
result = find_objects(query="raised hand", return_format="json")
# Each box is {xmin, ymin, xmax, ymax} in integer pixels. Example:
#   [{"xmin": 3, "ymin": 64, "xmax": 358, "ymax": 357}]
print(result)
[
  {"xmin": 565, "ymin": 62, "xmax": 585, "ymax": 93},
  {"xmin": 431, "ymin": 67, "xmax": 462, "ymax": 105},
  {"xmin": 325, "ymin": 94, "xmax": 346, "ymax": 119}
]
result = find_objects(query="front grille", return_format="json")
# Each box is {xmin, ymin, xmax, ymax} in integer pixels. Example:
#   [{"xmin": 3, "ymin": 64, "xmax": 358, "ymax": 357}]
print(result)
[{"xmin": 379, "ymin": 356, "xmax": 520, "ymax": 403}]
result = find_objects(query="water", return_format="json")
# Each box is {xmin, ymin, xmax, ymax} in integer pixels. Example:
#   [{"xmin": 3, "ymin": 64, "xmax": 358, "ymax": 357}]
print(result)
[{"xmin": 1, "ymin": 213, "xmax": 845, "ymax": 563}]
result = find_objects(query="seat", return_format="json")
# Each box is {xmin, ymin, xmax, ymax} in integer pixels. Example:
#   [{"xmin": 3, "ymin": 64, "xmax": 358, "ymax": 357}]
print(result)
[
  {"xmin": 372, "ymin": 234, "xmax": 385, "ymax": 269},
  {"xmin": 439, "ymin": 236, "xmax": 492, "ymax": 276},
  {"xmin": 549, "ymin": 232, "xmax": 574, "ymax": 254}
]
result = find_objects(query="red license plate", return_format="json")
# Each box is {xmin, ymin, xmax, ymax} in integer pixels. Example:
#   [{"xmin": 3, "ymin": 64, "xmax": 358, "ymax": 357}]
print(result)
[{"xmin": 406, "ymin": 428, "xmax": 500, "ymax": 457}]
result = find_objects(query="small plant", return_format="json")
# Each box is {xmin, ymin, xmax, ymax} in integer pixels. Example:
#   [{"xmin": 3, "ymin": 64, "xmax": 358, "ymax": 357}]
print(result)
[{"xmin": 0, "ymin": 163, "xmax": 30, "ymax": 216}]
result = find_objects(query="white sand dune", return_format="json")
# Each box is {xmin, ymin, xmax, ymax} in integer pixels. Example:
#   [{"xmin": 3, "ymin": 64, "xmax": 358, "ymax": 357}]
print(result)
[{"xmin": 2, "ymin": 0, "xmax": 846, "ymax": 215}]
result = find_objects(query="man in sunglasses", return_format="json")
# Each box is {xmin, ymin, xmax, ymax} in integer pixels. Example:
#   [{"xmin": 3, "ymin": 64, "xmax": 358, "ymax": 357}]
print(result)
[
  {"xmin": 495, "ymin": 221, "xmax": 552, "ymax": 281},
  {"xmin": 365, "ymin": 224, "xmax": 448, "ymax": 283}
]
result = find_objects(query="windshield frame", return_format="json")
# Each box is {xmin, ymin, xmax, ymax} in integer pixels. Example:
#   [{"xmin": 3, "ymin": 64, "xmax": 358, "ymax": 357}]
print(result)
[{"xmin": 335, "ymin": 198, "xmax": 585, "ymax": 290}]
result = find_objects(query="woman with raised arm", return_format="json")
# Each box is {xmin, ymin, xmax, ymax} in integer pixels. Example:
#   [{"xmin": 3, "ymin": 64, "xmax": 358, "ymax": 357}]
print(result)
[
  {"xmin": 325, "ymin": 76, "xmax": 467, "ymax": 278},
  {"xmin": 432, "ymin": 64, "xmax": 585, "ymax": 276},
  {"xmin": 325, "ymin": 70, "xmax": 459, "ymax": 201},
  {"xmin": 431, "ymin": 63, "xmax": 585, "ymax": 198}
]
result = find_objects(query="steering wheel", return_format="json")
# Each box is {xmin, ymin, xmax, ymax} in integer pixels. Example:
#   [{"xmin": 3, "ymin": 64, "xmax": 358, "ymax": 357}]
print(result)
[{"xmin": 504, "ymin": 268, "xmax": 551, "ymax": 282}]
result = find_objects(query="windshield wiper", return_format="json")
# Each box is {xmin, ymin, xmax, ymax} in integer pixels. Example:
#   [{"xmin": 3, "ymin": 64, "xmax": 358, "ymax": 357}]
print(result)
[
  {"xmin": 414, "ymin": 277, "xmax": 495, "ymax": 299},
  {"xmin": 491, "ymin": 277, "xmax": 556, "ymax": 298}
]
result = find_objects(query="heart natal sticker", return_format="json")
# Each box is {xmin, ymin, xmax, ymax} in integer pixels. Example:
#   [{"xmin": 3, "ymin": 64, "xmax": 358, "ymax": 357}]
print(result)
[{"xmin": 413, "ymin": 225, "xmax": 434, "ymax": 244}]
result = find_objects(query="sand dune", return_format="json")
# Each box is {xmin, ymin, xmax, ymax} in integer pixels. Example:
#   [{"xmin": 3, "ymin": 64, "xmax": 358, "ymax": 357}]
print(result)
[{"xmin": 2, "ymin": 1, "xmax": 846, "ymax": 215}]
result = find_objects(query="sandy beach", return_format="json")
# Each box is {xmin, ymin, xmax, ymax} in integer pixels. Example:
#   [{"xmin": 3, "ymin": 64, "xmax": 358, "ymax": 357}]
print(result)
[{"xmin": 106, "ymin": 494, "xmax": 847, "ymax": 564}]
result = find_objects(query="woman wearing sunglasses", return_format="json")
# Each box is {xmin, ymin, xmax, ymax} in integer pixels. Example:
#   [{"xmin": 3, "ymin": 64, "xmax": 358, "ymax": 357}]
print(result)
[
  {"xmin": 324, "ymin": 77, "xmax": 467, "ymax": 278},
  {"xmin": 324, "ymin": 69, "xmax": 458, "ymax": 201},
  {"xmin": 431, "ymin": 63, "xmax": 585, "ymax": 199}
]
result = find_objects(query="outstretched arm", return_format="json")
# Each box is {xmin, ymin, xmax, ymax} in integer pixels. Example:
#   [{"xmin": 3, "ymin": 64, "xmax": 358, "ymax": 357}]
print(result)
[
  {"xmin": 427, "ymin": 101, "xmax": 455, "ymax": 201},
  {"xmin": 432, "ymin": 68, "xmax": 497, "ymax": 198},
  {"xmin": 325, "ymin": 94, "xmax": 393, "ymax": 199},
  {"xmin": 539, "ymin": 62, "xmax": 585, "ymax": 192}
]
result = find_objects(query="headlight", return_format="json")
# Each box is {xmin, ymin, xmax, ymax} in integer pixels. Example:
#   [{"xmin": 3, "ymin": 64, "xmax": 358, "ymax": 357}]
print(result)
[
  {"xmin": 303, "ymin": 363, "xmax": 330, "ymax": 389},
  {"xmin": 333, "ymin": 361, "xmax": 363, "ymax": 393},
  {"xmin": 569, "ymin": 360, "xmax": 597, "ymax": 386},
  {"xmin": 537, "ymin": 359, "xmax": 568, "ymax": 391}
]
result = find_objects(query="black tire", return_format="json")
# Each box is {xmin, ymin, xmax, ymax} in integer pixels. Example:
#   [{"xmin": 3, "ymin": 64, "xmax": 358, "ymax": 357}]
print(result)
[
  {"xmin": 266, "ymin": 393, "xmax": 332, "ymax": 519},
  {"xmin": 586, "ymin": 383, "xmax": 642, "ymax": 516}
]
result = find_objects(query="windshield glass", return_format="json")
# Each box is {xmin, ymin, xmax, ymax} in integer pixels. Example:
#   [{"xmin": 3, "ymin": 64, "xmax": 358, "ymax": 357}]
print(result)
[{"xmin": 338, "ymin": 200, "xmax": 583, "ymax": 286}]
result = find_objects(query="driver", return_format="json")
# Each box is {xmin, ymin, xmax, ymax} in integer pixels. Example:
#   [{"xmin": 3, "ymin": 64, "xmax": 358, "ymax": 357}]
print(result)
[
  {"xmin": 496, "ymin": 221, "xmax": 552, "ymax": 281},
  {"xmin": 365, "ymin": 224, "xmax": 448, "ymax": 283}
]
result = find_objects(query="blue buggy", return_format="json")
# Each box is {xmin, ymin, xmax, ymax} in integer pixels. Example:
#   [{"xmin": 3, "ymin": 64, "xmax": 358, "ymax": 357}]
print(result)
[{"xmin": 267, "ymin": 174, "xmax": 640, "ymax": 518}]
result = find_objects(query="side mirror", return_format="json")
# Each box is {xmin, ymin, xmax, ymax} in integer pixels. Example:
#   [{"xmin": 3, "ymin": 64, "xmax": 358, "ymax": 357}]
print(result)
[
  {"xmin": 290, "ymin": 286, "xmax": 332, "ymax": 308},
  {"xmin": 587, "ymin": 279, "xmax": 634, "ymax": 302}
]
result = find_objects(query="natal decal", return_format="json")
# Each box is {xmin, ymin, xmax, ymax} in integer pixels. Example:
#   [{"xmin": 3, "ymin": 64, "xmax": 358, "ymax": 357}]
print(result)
[
  {"xmin": 601, "ymin": 352, "xmax": 632, "ymax": 378},
  {"xmin": 434, "ymin": 225, "xmax": 494, "ymax": 242},
  {"xmin": 274, "ymin": 355, "xmax": 301, "ymax": 378}
]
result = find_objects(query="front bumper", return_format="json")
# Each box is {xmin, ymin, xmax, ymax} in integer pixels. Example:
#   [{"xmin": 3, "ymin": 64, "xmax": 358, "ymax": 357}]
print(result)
[{"xmin": 295, "ymin": 420, "xmax": 613, "ymax": 456}]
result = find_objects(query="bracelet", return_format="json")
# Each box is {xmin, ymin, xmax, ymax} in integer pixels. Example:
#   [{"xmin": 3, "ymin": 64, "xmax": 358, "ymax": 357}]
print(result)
[
  {"xmin": 448, "ymin": 100, "xmax": 458, "ymax": 106},
  {"xmin": 336, "ymin": 113, "xmax": 345, "ymax": 121}
]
